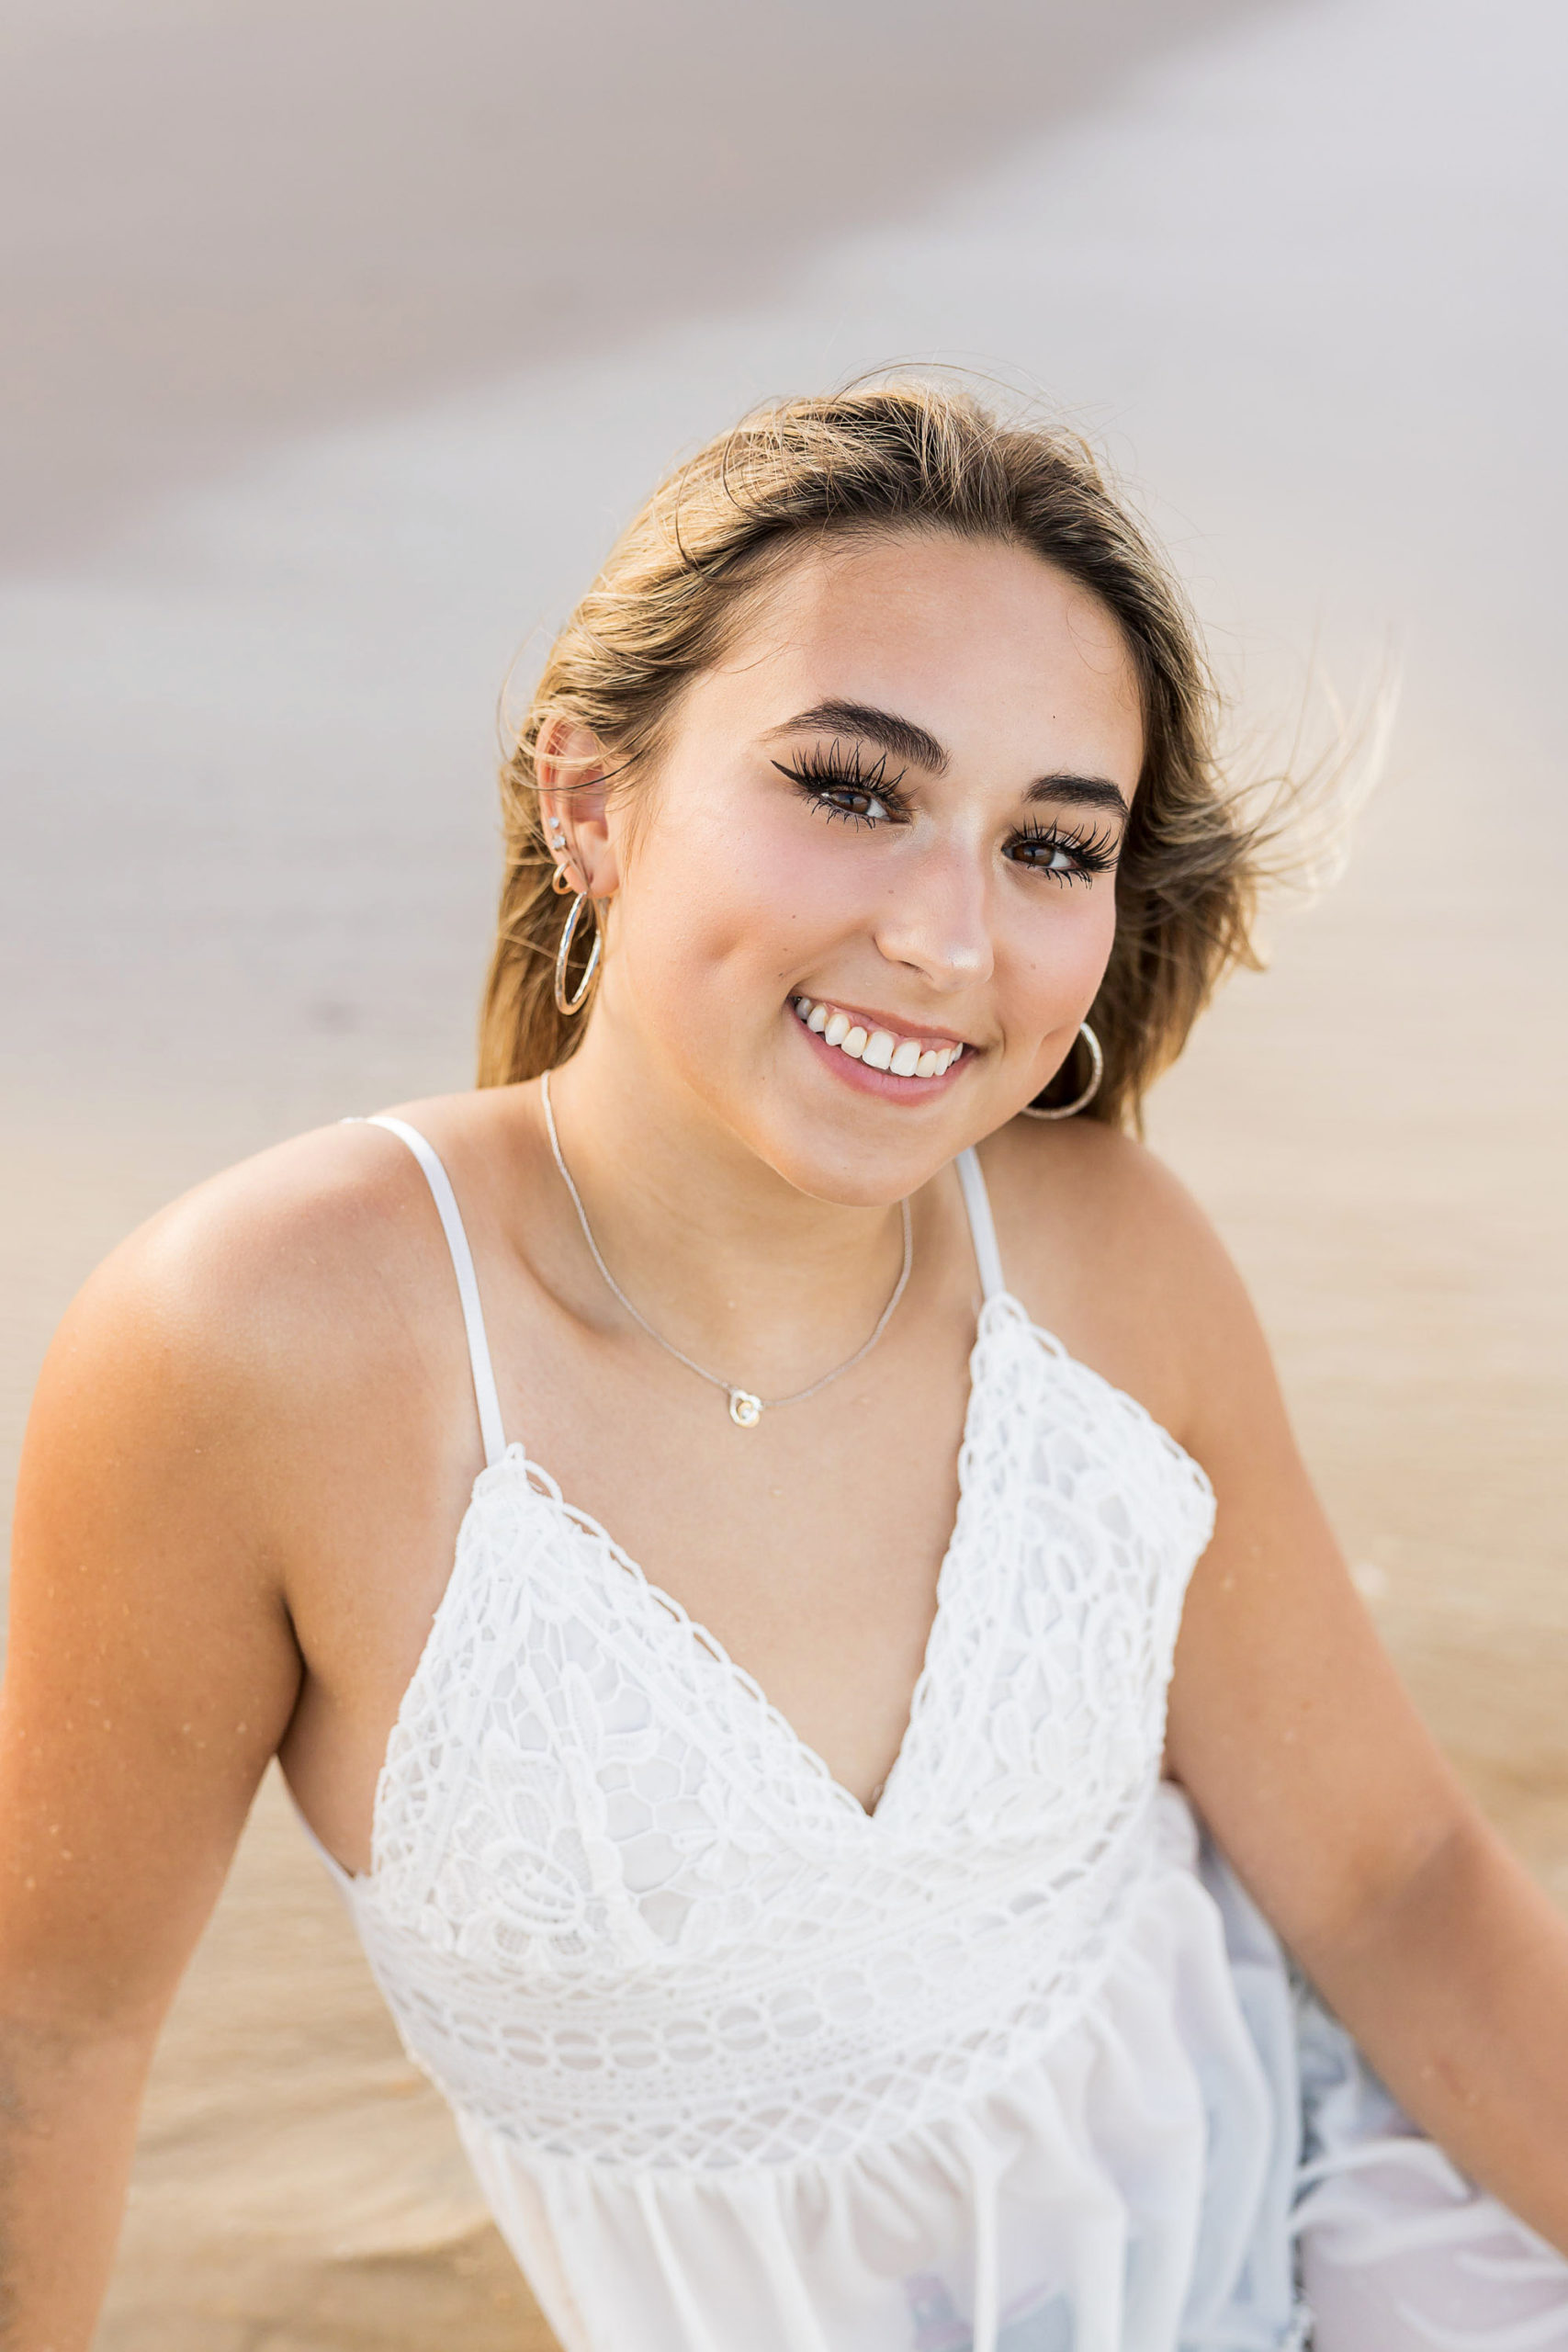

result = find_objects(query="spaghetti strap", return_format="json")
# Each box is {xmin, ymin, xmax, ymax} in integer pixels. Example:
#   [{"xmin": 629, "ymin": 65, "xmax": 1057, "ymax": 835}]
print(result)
[
  {"xmin": 354, "ymin": 1114, "xmax": 508, "ymax": 1469},
  {"xmin": 955, "ymin": 1147, "xmax": 1006, "ymax": 1302}
]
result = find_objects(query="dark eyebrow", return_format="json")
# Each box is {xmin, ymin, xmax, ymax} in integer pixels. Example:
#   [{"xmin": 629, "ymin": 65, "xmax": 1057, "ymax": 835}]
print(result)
[
  {"xmin": 768, "ymin": 703, "xmax": 1130, "ymax": 820},
  {"xmin": 1024, "ymin": 774, "xmax": 1131, "ymax": 821},
  {"xmin": 765, "ymin": 700, "xmax": 948, "ymax": 773}
]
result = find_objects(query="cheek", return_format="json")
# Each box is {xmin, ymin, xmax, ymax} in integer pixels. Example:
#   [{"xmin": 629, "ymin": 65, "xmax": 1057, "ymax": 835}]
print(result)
[
  {"xmin": 1004, "ymin": 888, "xmax": 1119, "ymax": 1031},
  {"xmin": 623, "ymin": 798, "xmax": 863, "ymax": 989}
]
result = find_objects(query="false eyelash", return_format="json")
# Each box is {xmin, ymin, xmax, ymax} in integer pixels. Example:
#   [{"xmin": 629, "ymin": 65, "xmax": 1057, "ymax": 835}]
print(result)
[
  {"xmin": 778, "ymin": 738, "xmax": 906, "ymax": 790},
  {"xmin": 1008, "ymin": 816, "xmax": 1121, "ymax": 882},
  {"xmin": 772, "ymin": 740, "xmax": 912, "ymax": 824}
]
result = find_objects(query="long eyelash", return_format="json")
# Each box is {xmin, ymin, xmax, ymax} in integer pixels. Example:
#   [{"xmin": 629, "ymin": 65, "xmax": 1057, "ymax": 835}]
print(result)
[
  {"xmin": 772, "ymin": 740, "xmax": 911, "ymax": 825},
  {"xmin": 1010, "ymin": 817, "xmax": 1121, "ymax": 881}
]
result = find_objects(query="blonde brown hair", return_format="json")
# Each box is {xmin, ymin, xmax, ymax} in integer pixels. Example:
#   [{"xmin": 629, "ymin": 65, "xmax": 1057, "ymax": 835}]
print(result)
[{"xmin": 479, "ymin": 381, "xmax": 1263, "ymax": 1127}]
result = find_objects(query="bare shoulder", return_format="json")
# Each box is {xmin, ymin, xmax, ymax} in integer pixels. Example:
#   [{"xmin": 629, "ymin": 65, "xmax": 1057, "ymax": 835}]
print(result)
[
  {"xmin": 36, "ymin": 1115, "xmax": 431, "ymax": 1434},
  {"xmin": 974, "ymin": 1114, "xmax": 1263, "ymax": 1453},
  {"xmin": 18, "ymin": 1091, "xmax": 536, "ymax": 1558}
]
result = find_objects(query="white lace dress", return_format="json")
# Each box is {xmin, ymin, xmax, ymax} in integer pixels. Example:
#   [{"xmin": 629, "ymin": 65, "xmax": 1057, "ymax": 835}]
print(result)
[{"xmin": 304, "ymin": 1122, "xmax": 1568, "ymax": 2352}]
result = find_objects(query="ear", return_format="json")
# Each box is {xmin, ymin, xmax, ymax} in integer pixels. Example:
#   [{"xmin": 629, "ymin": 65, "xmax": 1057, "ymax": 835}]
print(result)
[{"xmin": 536, "ymin": 718, "xmax": 622, "ymax": 899}]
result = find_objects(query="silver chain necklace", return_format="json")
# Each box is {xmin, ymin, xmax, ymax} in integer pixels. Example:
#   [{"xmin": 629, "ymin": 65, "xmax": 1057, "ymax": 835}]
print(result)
[{"xmin": 540, "ymin": 1069, "xmax": 914, "ymax": 1429}]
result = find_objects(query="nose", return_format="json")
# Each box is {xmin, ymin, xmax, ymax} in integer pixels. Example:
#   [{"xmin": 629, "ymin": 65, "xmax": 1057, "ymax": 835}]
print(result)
[{"xmin": 871, "ymin": 830, "xmax": 995, "ymax": 994}]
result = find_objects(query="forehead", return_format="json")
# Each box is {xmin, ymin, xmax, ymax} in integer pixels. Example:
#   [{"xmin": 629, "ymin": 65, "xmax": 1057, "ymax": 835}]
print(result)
[{"xmin": 697, "ymin": 527, "xmax": 1145, "ymax": 779}]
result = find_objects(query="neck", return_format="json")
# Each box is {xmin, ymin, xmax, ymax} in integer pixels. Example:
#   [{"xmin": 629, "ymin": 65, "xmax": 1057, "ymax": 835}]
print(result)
[{"xmin": 541, "ymin": 1009, "xmax": 913, "ymax": 1396}]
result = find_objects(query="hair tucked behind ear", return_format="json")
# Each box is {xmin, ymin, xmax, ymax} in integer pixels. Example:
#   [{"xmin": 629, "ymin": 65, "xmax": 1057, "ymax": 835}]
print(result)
[{"xmin": 479, "ymin": 380, "xmax": 1271, "ymax": 1128}]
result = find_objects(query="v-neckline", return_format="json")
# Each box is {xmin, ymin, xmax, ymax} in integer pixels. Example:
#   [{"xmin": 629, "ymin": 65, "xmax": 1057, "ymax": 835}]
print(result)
[
  {"xmin": 330, "ymin": 1287, "xmax": 1215, "ymax": 1893},
  {"xmin": 473, "ymin": 1291, "xmax": 1012, "ymax": 1834}
]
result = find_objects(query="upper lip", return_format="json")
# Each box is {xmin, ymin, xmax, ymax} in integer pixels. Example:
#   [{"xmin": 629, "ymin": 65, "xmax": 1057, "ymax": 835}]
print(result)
[{"xmin": 795, "ymin": 995, "xmax": 978, "ymax": 1052}]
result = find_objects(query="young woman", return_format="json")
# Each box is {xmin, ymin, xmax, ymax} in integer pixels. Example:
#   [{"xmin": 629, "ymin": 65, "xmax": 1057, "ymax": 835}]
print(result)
[{"xmin": 3, "ymin": 387, "xmax": 1566, "ymax": 2352}]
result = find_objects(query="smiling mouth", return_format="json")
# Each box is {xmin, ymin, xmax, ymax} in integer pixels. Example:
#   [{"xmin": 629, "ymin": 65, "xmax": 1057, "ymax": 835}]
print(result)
[{"xmin": 791, "ymin": 996, "xmax": 971, "ymax": 1079}]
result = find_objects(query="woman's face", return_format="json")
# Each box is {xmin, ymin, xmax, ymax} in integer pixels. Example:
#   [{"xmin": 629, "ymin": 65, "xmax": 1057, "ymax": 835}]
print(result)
[{"xmin": 587, "ymin": 528, "xmax": 1145, "ymax": 1204}]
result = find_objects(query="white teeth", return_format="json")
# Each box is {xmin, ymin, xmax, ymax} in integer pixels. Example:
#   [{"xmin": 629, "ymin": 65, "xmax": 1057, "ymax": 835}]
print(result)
[{"xmin": 795, "ymin": 998, "xmax": 965, "ymax": 1080}]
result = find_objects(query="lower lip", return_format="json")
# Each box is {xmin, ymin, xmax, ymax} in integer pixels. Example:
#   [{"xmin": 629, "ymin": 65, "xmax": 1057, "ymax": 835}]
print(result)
[{"xmin": 791, "ymin": 1011, "xmax": 973, "ymax": 1103}]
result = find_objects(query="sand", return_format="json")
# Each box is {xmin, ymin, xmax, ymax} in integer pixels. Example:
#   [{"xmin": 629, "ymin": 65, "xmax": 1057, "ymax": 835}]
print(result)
[{"xmin": 3, "ymin": 0, "xmax": 1565, "ymax": 2342}]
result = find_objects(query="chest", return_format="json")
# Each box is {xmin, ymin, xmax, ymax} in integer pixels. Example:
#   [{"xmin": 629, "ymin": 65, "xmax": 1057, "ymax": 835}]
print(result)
[
  {"xmin": 493, "ymin": 1287, "xmax": 982, "ymax": 1810},
  {"xmin": 284, "ymin": 1262, "xmax": 979, "ymax": 1867},
  {"xmin": 367, "ymin": 1306, "xmax": 1215, "ymax": 1973}
]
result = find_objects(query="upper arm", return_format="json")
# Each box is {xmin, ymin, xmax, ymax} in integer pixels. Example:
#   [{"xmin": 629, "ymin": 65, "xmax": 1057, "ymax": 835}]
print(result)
[
  {"xmin": 0, "ymin": 1211, "xmax": 304, "ymax": 2038},
  {"xmin": 1156, "ymin": 1186, "xmax": 1476, "ymax": 1964}
]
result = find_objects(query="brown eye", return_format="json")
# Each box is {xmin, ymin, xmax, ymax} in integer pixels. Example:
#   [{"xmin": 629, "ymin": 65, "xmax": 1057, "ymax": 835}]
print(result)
[
  {"xmin": 815, "ymin": 784, "xmax": 891, "ymax": 823},
  {"xmin": 1006, "ymin": 819, "xmax": 1119, "ymax": 884},
  {"xmin": 773, "ymin": 751, "xmax": 911, "ymax": 830}
]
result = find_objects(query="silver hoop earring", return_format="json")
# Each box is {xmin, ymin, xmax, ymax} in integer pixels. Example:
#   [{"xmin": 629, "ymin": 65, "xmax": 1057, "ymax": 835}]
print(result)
[
  {"xmin": 1021, "ymin": 1022, "xmax": 1103, "ymax": 1120},
  {"xmin": 554, "ymin": 890, "xmax": 602, "ymax": 1016}
]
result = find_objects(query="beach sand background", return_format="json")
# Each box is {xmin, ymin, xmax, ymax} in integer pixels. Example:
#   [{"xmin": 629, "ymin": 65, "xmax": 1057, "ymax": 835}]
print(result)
[{"xmin": 2, "ymin": 0, "xmax": 1565, "ymax": 2342}]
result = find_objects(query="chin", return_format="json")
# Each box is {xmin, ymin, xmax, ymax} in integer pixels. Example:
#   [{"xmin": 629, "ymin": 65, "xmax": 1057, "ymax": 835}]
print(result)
[{"xmin": 743, "ymin": 1106, "xmax": 964, "ymax": 1210}]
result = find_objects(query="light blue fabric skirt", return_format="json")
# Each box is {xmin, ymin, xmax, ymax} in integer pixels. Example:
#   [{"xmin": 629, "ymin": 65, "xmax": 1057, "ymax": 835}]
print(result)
[{"xmin": 1199, "ymin": 1826, "xmax": 1568, "ymax": 2351}]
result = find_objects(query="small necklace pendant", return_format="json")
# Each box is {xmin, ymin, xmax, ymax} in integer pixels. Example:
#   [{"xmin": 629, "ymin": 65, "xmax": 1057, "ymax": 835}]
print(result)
[{"xmin": 728, "ymin": 1388, "xmax": 763, "ymax": 1429}]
